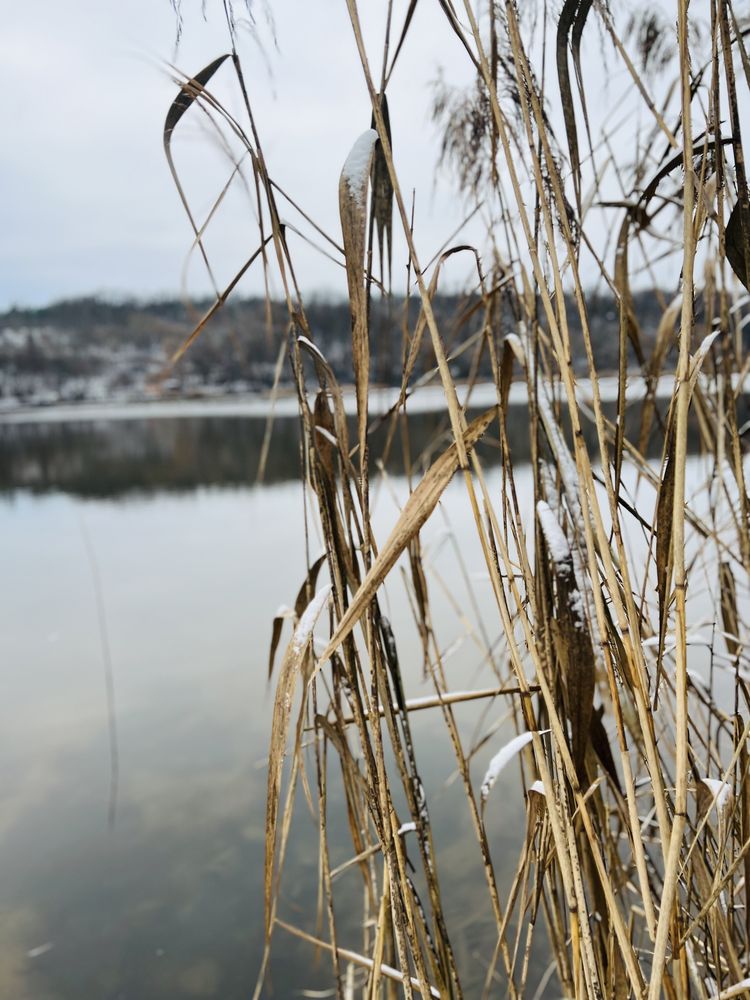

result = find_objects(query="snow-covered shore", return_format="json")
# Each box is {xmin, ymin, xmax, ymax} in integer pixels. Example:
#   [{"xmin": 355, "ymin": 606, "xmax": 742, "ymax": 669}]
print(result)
[{"xmin": 0, "ymin": 372, "xmax": 738, "ymax": 425}]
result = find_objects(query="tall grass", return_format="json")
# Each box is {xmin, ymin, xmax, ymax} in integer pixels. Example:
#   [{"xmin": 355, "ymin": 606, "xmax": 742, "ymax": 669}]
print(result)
[{"xmin": 168, "ymin": 2, "xmax": 750, "ymax": 996}]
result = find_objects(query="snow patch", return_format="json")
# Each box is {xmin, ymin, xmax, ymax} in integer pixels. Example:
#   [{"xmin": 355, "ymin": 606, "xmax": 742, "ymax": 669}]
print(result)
[
  {"xmin": 292, "ymin": 585, "xmax": 332, "ymax": 652},
  {"xmin": 27, "ymin": 943, "xmax": 54, "ymax": 959},
  {"xmin": 297, "ymin": 334, "xmax": 328, "ymax": 365},
  {"xmin": 341, "ymin": 129, "xmax": 378, "ymax": 206},
  {"xmin": 537, "ymin": 500, "xmax": 572, "ymax": 568},
  {"xmin": 701, "ymin": 777, "xmax": 733, "ymax": 815},
  {"xmin": 481, "ymin": 730, "xmax": 548, "ymax": 805}
]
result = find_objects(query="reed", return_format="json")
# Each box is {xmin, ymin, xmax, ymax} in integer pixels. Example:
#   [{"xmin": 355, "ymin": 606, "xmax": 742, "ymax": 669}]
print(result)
[{"xmin": 169, "ymin": 3, "xmax": 750, "ymax": 996}]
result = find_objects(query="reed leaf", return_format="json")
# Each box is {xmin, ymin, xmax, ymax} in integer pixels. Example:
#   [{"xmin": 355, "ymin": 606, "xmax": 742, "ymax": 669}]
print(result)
[
  {"xmin": 339, "ymin": 129, "xmax": 378, "ymax": 467},
  {"xmin": 725, "ymin": 200, "xmax": 750, "ymax": 290},
  {"xmin": 370, "ymin": 93, "xmax": 393, "ymax": 286},
  {"xmin": 317, "ymin": 406, "xmax": 497, "ymax": 665},
  {"xmin": 555, "ymin": 0, "xmax": 592, "ymax": 214},
  {"xmin": 265, "ymin": 585, "xmax": 331, "ymax": 932},
  {"xmin": 720, "ymin": 561, "xmax": 740, "ymax": 660},
  {"xmin": 166, "ymin": 4, "xmax": 750, "ymax": 994}
]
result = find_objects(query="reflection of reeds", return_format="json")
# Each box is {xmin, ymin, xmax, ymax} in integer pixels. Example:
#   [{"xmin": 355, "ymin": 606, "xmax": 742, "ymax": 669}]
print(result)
[{"xmin": 168, "ymin": 3, "xmax": 750, "ymax": 996}]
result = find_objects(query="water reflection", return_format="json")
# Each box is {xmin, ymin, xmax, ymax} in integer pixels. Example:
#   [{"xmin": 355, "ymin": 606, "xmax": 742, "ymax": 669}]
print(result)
[
  {"xmin": 0, "ymin": 394, "xmax": 711, "ymax": 497},
  {"xmin": 0, "ymin": 405, "xmax": 734, "ymax": 998},
  {"xmin": 1, "ymin": 470, "xmax": 552, "ymax": 997}
]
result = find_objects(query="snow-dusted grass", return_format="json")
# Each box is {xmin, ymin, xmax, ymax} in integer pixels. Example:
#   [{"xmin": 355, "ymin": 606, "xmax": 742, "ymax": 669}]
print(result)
[{"xmin": 174, "ymin": 3, "xmax": 750, "ymax": 997}]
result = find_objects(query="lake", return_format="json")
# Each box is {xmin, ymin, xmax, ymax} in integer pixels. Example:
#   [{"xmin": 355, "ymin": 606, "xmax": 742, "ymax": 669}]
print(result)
[{"xmin": 0, "ymin": 400, "xmax": 740, "ymax": 998}]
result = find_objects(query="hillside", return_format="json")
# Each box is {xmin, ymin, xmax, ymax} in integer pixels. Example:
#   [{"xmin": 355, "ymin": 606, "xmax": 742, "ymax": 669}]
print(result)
[{"xmin": 0, "ymin": 290, "xmax": 670, "ymax": 409}]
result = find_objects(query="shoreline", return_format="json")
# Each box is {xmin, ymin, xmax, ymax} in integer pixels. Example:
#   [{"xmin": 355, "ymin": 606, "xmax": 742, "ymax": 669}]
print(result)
[{"xmin": 0, "ymin": 373, "xmax": 707, "ymax": 426}]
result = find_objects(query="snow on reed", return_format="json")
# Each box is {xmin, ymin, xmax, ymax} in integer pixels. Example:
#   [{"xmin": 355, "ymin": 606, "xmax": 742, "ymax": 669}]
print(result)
[
  {"xmin": 293, "ymin": 585, "xmax": 332, "ymax": 652},
  {"xmin": 341, "ymin": 129, "xmax": 378, "ymax": 207},
  {"xmin": 481, "ymin": 731, "xmax": 549, "ymax": 806},
  {"xmin": 700, "ymin": 777, "xmax": 733, "ymax": 816},
  {"xmin": 537, "ymin": 500, "xmax": 573, "ymax": 570}
]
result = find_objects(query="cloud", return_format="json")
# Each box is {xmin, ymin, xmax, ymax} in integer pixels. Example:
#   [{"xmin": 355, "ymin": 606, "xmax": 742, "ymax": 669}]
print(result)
[{"xmin": 1, "ymin": 1, "xmax": 479, "ymax": 308}]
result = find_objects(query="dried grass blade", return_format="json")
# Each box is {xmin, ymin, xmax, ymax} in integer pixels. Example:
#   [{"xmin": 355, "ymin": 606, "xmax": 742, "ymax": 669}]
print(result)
[
  {"xmin": 294, "ymin": 554, "xmax": 328, "ymax": 618},
  {"xmin": 265, "ymin": 554, "xmax": 328, "ymax": 680},
  {"xmin": 741, "ymin": 733, "xmax": 750, "ymax": 946},
  {"xmin": 720, "ymin": 562, "xmax": 740, "ymax": 659},
  {"xmin": 688, "ymin": 331, "xmax": 719, "ymax": 392},
  {"xmin": 385, "ymin": 0, "xmax": 419, "ymax": 84},
  {"xmin": 538, "ymin": 501, "xmax": 595, "ymax": 775},
  {"xmin": 370, "ymin": 94, "xmax": 393, "ymax": 286},
  {"xmin": 164, "ymin": 55, "xmax": 231, "ymax": 142},
  {"xmin": 166, "ymin": 236, "xmax": 273, "ymax": 369},
  {"xmin": 339, "ymin": 129, "xmax": 378, "ymax": 465},
  {"xmin": 317, "ymin": 407, "xmax": 497, "ymax": 664},
  {"xmin": 265, "ymin": 586, "xmax": 331, "ymax": 933},
  {"xmin": 556, "ymin": 0, "xmax": 592, "ymax": 214},
  {"xmin": 725, "ymin": 201, "xmax": 750, "ymax": 290},
  {"xmin": 720, "ymin": 0, "xmax": 750, "ymax": 292},
  {"xmin": 268, "ymin": 605, "xmax": 293, "ymax": 680},
  {"xmin": 275, "ymin": 918, "xmax": 441, "ymax": 998},
  {"xmin": 163, "ymin": 55, "xmax": 231, "ymax": 285},
  {"xmin": 708, "ymin": 976, "xmax": 750, "ymax": 1000},
  {"xmin": 653, "ymin": 443, "xmax": 675, "ymax": 704}
]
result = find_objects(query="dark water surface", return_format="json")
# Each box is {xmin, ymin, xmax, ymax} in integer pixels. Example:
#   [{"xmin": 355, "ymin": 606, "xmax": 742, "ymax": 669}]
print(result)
[
  {"xmin": 1, "ymin": 410, "xmax": 551, "ymax": 998},
  {"xmin": 0, "ymin": 409, "xmax": 494, "ymax": 496},
  {"xmin": 1, "ymin": 385, "xmax": 714, "ymax": 497}
]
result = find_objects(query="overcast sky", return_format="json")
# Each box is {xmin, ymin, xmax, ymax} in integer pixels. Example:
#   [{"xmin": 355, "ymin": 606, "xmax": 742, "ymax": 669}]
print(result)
[
  {"xmin": 2, "ymin": 1, "xmax": 488, "ymax": 309},
  {"xmin": 3, "ymin": 1, "xmax": 698, "ymax": 312}
]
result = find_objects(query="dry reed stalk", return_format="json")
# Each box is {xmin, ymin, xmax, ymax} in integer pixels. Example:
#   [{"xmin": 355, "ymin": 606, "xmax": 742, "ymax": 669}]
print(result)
[{"xmin": 168, "ymin": 2, "xmax": 750, "ymax": 995}]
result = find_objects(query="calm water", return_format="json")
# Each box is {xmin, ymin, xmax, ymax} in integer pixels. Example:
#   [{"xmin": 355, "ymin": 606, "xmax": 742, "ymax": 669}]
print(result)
[
  {"xmin": 1, "ymin": 406, "xmax": 739, "ymax": 998},
  {"xmin": 1, "ymin": 410, "xmax": 548, "ymax": 999}
]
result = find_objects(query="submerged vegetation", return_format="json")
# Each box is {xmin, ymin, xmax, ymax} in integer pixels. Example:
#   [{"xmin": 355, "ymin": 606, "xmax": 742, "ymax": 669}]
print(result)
[{"xmin": 169, "ymin": 2, "xmax": 750, "ymax": 996}]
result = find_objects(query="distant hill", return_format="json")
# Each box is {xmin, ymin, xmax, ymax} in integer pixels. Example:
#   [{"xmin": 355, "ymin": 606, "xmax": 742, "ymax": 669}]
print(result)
[{"xmin": 0, "ymin": 290, "xmax": 670, "ymax": 409}]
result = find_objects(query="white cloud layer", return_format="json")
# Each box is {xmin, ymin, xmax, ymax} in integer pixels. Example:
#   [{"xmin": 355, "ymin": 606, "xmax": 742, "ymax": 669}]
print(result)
[
  {"xmin": 2, "ymin": 0, "xmax": 704, "ymax": 309},
  {"xmin": 1, "ymin": 0, "xmax": 478, "ymax": 308}
]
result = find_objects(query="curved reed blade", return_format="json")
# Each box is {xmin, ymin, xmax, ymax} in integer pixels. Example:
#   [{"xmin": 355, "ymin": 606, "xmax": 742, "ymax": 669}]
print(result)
[
  {"xmin": 385, "ymin": 0, "xmax": 419, "ymax": 84},
  {"xmin": 370, "ymin": 93, "xmax": 394, "ymax": 288},
  {"xmin": 317, "ymin": 406, "xmax": 497, "ymax": 665},
  {"xmin": 163, "ymin": 55, "xmax": 232, "ymax": 287},
  {"xmin": 725, "ymin": 200, "xmax": 750, "ymax": 291},
  {"xmin": 164, "ymin": 54, "xmax": 231, "ymax": 143},
  {"xmin": 555, "ymin": 0, "xmax": 592, "ymax": 216},
  {"xmin": 264, "ymin": 586, "xmax": 331, "ymax": 935},
  {"xmin": 162, "ymin": 2, "xmax": 750, "ymax": 994},
  {"xmin": 339, "ymin": 129, "xmax": 378, "ymax": 468}
]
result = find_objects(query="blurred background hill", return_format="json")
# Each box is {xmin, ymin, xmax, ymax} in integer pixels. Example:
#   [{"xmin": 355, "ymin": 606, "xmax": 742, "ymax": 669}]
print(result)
[{"xmin": 0, "ymin": 289, "xmax": 672, "ymax": 409}]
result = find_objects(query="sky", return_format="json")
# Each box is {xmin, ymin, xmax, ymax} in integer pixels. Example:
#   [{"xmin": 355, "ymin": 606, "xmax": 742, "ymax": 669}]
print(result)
[
  {"xmin": 1, "ymin": 0, "xmax": 483, "ymax": 309},
  {"xmin": 2, "ymin": 0, "xmax": 703, "ymax": 311}
]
